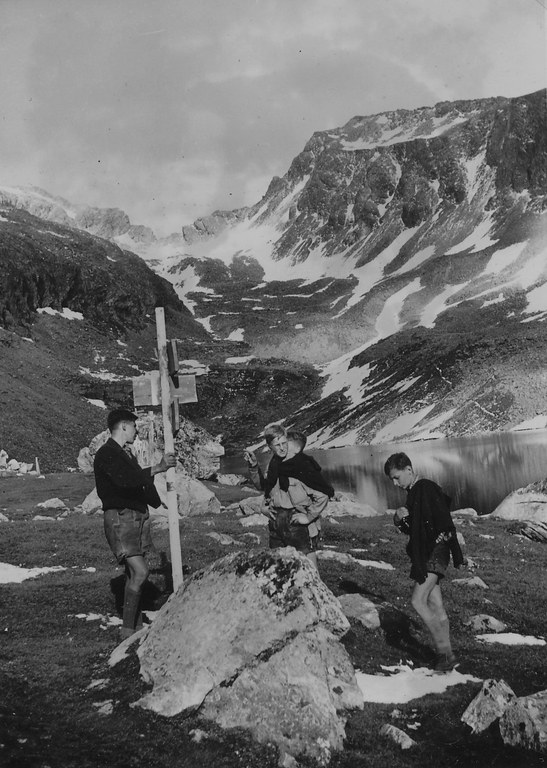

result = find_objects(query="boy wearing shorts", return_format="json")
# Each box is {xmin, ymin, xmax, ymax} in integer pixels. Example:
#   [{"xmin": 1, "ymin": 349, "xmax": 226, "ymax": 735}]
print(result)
[
  {"xmin": 245, "ymin": 426, "xmax": 334, "ymax": 568},
  {"xmin": 94, "ymin": 409, "xmax": 176, "ymax": 639},
  {"xmin": 384, "ymin": 452, "xmax": 464, "ymax": 672}
]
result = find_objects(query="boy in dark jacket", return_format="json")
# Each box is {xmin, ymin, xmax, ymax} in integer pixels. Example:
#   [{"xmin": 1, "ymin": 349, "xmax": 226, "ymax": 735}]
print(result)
[
  {"xmin": 94, "ymin": 409, "xmax": 176, "ymax": 639},
  {"xmin": 384, "ymin": 452, "xmax": 464, "ymax": 672}
]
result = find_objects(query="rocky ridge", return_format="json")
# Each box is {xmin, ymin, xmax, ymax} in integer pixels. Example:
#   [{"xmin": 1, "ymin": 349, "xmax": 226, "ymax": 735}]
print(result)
[{"xmin": 1, "ymin": 89, "xmax": 547, "ymax": 453}]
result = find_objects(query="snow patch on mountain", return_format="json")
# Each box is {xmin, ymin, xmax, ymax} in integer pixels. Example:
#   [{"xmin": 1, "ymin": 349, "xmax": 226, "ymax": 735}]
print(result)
[{"xmin": 420, "ymin": 282, "xmax": 467, "ymax": 328}]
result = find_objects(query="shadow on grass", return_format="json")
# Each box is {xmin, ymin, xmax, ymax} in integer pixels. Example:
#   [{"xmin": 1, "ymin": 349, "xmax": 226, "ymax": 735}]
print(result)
[
  {"xmin": 339, "ymin": 577, "xmax": 435, "ymax": 665},
  {"xmin": 109, "ymin": 551, "xmax": 193, "ymax": 615}
]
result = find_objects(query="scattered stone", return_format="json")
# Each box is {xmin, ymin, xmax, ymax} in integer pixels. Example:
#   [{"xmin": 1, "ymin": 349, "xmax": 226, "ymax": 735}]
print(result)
[
  {"xmin": 452, "ymin": 576, "xmax": 488, "ymax": 589},
  {"xmin": 464, "ymin": 615, "xmax": 507, "ymax": 633},
  {"xmin": 0, "ymin": 513, "xmax": 9, "ymax": 523},
  {"xmin": 327, "ymin": 492, "xmax": 382, "ymax": 518},
  {"xmin": 32, "ymin": 515, "xmax": 58, "ymax": 522},
  {"xmin": 216, "ymin": 473, "xmax": 248, "ymax": 486},
  {"xmin": 318, "ymin": 550, "xmax": 394, "ymax": 571},
  {"xmin": 92, "ymin": 700, "xmax": 114, "ymax": 716},
  {"xmin": 453, "ymin": 508, "xmax": 479, "ymax": 517},
  {"xmin": 379, "ymin": 723, "xmax": 417, "ymax": 749},
  {"xmin": 134, "ymin": 548, "xmax": 362, "ymax": 765},
  {"xmin": 508, "ymin": 521, "xmax": 547, "ymax": 543},
  {"xmin": 155, "ymin": 472, "xmax": 222, "ymax": 516},
  {"xmin": 337, "ymin": 593, "xmax": 380, "ymax": 629},
  {"xmin": 81, "ymin": 488, "xmax": 102, "ymax": 514},
  {"xmin": 500, "ymin": 689, "xmax": 547, "ymax": 752},
  {"xmin": 77, "ymin": 447, "xmax": 94, "ymax": 474},
  {"xmin": 239, "ymin": 513, "xmax": 269, "ymax": 528},
  {"xmin": 240, "ymin": 532, "xmax": 262, "ymax": 544},
  {"xmin": 189, "ymin": 728, "xmax": 209, "ymax": 743},
  {"xmin": 227, "ymin": 495, "xmax": 265, "ymax": 517},
  {"xmin": 36, "ymin": 498, "xmax": 67, "ymax": 510},
  {"xmin": 206, "ymin": 532, "xmax": 242, "ymax": 546}
]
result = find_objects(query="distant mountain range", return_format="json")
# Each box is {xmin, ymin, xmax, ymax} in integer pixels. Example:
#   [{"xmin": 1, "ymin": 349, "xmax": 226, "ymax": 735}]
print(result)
[{"xmin": 1, "ymin": 88, "xmax": 546, "ymax": 461}]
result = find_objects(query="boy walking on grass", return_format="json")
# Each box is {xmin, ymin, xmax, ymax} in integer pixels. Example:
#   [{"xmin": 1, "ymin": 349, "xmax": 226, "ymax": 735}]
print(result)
[{"xmin": 384, "ymin": 452, "xmax": 464, "ymax": 672}]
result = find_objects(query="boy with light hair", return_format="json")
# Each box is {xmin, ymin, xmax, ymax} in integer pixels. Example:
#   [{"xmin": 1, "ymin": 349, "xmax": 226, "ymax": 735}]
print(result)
[{"xmin": 244, "ymin": 426, "xmax": 334, "ymax": 568}]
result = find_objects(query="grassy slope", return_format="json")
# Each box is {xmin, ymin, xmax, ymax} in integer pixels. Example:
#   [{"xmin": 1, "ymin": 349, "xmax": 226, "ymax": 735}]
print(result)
[{"xmin": 1, "ymin": 475, "xmax": 547, "ymax": 768}]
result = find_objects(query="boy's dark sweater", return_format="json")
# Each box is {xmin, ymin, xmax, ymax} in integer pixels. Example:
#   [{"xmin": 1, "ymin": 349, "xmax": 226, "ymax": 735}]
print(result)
[
  {"xmin": 395, "ymin": 477, "xmax": 464, "ymax": 583},
  {"xmin": 94, "ymin": 438, "xmax": 161, "ymax": 512},
  {"xmin": 261, "ymin": 453, "xmax": 335, "ymax": 499}
]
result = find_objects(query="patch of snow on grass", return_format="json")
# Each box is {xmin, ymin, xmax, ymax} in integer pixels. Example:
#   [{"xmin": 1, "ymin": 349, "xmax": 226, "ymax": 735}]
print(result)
[
  {"xmin": 0, "ymin": 562, "xmax": 66, "ymax": 583},
  {"xmin": 227, "ymin": 328, "xmax": 244, "ymax": 341},
  {"xmin": 476, "ymin": 633, "xmax": 546, "ymax": 646},
  {"xmin": 225, "ymin": 356, "xmax": 255, "ymax": 364},
  {"xmin": 79, "ymin": 367, "xmax": 126, "ymax": 381},
  {"xmin": 354, "ymin": 559, "xmax": 395, "ymax": 571},
  {"xmin": 356, "ymin": 664, "xmax": 481, "ymax": 703},
  {"xmin": 38, "ymin": 307, "xmax": 84, "ymax": 320},
  {"xmin": 85, "ymin": 398, "xmax": 107, "ymax": 409}
]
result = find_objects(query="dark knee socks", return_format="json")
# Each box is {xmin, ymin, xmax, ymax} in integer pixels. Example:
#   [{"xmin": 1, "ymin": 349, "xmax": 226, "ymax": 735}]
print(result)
[{"xmin": 122, "ymin": 586, "xmax": 142, "ymax": 631}]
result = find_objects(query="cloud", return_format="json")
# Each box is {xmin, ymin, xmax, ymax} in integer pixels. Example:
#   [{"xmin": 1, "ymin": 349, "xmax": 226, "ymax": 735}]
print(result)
[{"xmin": 0, "ymin": 0, "xmax": 544, "ymax": 235}]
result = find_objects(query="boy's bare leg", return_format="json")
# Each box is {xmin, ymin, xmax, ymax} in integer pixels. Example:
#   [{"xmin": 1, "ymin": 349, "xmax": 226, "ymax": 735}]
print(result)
[
  {"xmin": 411, "ymin": 574, "xmax": 445, "ymax": 651},
  {"xmin": 428, "ymin": 582, "xmax": 453, "ymax": 655},
  {"xmin": 121, "ymin": 554, "xmax": 149, "ymax": 638}
]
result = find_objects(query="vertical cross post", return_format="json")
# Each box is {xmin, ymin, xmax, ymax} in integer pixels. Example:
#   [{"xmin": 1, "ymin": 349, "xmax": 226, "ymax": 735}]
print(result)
[{"xmin": 155, "ymin": 307, "xmax": 184, "ymax": 592}]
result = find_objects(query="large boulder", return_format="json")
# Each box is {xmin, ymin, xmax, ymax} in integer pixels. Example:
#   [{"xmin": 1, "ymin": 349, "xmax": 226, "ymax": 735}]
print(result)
[
  {"xmin": 134, "ymin": 548, "xmax": 363, "ymax": 765},
  {"xmin": 82, "ymin": 414, "xmax": 224, "ymax": 480},
  {"xmin": 461, "ymin": 679, "xmax": 516, "ymax": 734},
  {"xmin": 500, "ymin": 689, "xmax": 547, "ymax": 751},
  {"xmin": 81, "ymin": 470, "xmax": 220, "ymax": 517},
  {"xmin": 491, "ymin": 480, "xmax": 547, "ymax": 522},
  {"xmin": 154, "ymin": 472, "xmax": 221, "ymax": 517}
]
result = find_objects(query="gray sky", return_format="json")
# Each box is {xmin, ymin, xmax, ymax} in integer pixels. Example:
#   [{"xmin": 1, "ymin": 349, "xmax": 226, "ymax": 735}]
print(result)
[{"xmin": 1, "ymin": 0, "xmax": 546, "ymax": 235}]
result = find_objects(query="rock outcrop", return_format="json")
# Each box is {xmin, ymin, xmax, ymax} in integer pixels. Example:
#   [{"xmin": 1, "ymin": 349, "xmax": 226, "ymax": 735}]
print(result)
[
  {"xmin": 134, "ymin": 548, "xmax": 363, "ymax": 764},
  {"xmin": 500, "ymin": 689, "xmax": 547, "ymax": 752},
  {"xmin": 461, "ymin": 679, "xmax": 516, "ymax": 734},
  {"xmin": 491, "ymin": 479, "xmax": 547, "ymax": 523}
]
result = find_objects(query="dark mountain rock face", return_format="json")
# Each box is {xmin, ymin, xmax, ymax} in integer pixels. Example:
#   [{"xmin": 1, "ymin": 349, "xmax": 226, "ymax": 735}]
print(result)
[
  {"xmin": 1, "ymin": 89, "xmax": 546, "ymax": 458},
  {"xmin": 0, "ymin": 207, "xmax": 198, "ymax": 334},
  {"xmin": 0, "ymin": 208, "xmax": 212, "ymax": 469}
]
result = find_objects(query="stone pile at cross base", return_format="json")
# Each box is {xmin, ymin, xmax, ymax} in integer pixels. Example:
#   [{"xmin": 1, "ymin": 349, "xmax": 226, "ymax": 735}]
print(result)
[{"xmin": 132, "ymin": 547, "xmax": 364, "ymax": 766}]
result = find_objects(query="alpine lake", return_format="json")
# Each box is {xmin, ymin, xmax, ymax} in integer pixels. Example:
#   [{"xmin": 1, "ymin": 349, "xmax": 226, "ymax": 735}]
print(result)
[{"xmin": 222, "ymin": 429, "xmax": 547, "ymax": 516}]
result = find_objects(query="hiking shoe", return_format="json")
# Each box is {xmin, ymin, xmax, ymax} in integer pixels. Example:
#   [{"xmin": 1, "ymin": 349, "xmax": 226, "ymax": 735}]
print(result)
[
  {"xmin": 119, "ymin": 626, "xmax": 135, "ymax": 641},
  {"xmin": 434, "ymin": 652, "xmax": 458, "ymax": 673}
]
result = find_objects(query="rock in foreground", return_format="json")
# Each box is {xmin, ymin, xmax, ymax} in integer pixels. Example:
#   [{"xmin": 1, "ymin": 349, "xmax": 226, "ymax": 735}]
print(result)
[{"xmin": 135, "ymin": 547, "xmax": 363, "ymax": 764}]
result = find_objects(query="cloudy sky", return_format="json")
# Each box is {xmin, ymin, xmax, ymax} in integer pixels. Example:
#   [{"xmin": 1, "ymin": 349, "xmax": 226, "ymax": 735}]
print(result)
[{"xmin": 1, "ymin": 0, "xmax": 545, "ymax": 235}]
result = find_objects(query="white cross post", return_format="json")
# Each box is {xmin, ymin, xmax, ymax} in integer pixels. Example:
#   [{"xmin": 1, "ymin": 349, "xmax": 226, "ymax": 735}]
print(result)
[{"xmin": 155, "ymin": 307, "xmax": 184, "ymax": 592}]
